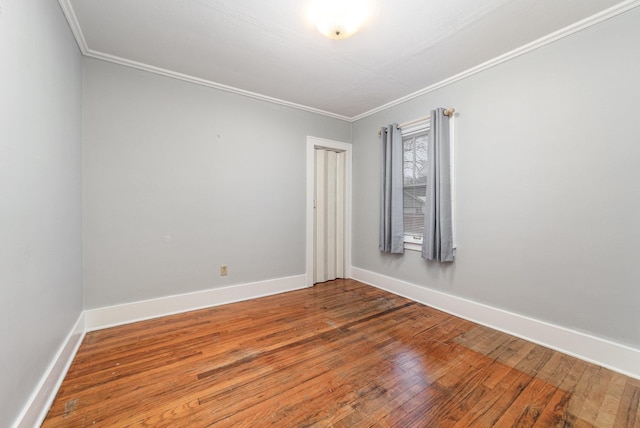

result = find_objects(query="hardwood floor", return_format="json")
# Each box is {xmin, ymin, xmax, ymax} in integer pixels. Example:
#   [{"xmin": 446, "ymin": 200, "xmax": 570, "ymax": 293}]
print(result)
[{"xmin": 42, "ymin": 279, "xmax": 640, "ymax": 427}]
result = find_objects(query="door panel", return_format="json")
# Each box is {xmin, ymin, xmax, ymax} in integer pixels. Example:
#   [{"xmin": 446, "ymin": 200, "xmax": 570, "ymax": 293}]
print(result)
[{"xmin": 314, "ymin": 149, "xmax": 345, "ymax": 283}]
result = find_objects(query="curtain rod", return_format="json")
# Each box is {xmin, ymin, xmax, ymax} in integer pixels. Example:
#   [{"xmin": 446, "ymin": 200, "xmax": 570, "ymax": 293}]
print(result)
[{"xmin": 378, "ymin": 108, "xmax": 455, "ymax": 136}]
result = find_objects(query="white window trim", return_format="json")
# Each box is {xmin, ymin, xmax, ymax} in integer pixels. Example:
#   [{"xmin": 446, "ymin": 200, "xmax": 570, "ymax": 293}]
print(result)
[
  {"xmin": 401, "ymin": 120, "xmax": 430, "ymax": 251},
  {"xmin": 400, "ymin": 116, "xmax": 456, "ymax": 252},
  {"xmin": 403, "ymin": 235, "xmax": 423, "ymax": 252}
]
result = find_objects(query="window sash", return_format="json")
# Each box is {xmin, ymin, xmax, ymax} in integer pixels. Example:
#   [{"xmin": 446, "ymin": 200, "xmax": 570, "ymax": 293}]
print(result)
[{"xmin": 402, "ymin": 126, "xmax": 429, "ymax": 249}]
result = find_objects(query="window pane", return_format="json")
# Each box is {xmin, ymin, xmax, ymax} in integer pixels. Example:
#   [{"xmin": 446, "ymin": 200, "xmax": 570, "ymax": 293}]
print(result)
[
  {"xmin": 403, "ymin": 133, "xmax": 428, "ymax": 238},
  {"xmin": 404, "ymin": 185, "xmax": 426, "ymax": 236},
  {"xmin": 403, "ymin": 134, "xmax": 428, "ymax": 186}
]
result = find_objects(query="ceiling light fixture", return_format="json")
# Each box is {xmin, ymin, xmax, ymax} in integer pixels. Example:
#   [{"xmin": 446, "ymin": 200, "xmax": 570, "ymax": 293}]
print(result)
[{"xmin": 309, "ymin": 0, "xmax": 369, "ymax": 40}]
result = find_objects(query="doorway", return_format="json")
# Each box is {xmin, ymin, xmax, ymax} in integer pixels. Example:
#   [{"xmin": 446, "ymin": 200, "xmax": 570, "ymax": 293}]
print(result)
[
  {"xmin": 314, "ymin": 148, "xmax": 345, "ymax": 283},
  {"xmin": 306, "ymin": 137, "xmax": 352, "ymax": 286}
]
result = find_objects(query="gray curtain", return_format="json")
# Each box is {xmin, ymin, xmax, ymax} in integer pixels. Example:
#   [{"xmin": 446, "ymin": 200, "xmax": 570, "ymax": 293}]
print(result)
[
  {"xmin": 379, "ymin": 124, "xmax": 404, "ymax": 253},
  {"xmin": 422, "ymin": 109, "xmax": 454, "ymax": 262}
]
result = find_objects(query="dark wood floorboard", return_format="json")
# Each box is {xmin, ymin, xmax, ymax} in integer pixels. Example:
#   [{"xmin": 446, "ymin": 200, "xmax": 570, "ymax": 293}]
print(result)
[{"xmin": 42, "ymin": 279, "xmax": 640, "ymax": 427}]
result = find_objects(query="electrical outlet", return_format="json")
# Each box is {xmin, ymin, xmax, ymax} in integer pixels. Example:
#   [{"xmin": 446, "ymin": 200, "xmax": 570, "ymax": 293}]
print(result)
[{"xmin": 220, "ymin": 265, "xmax": 228, "ymax": 276}]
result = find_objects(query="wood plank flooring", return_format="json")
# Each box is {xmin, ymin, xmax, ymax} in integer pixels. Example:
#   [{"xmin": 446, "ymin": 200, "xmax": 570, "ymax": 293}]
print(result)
[{"xmin": 42, "ymin": 279, "xmax": 640, "ymax": 427}]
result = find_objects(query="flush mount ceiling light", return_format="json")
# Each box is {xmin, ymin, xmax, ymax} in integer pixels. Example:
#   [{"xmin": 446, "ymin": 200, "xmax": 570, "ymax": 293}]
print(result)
[{"xmin": 309, "ymin": 0, "xmax": 369, "ymax": 40}]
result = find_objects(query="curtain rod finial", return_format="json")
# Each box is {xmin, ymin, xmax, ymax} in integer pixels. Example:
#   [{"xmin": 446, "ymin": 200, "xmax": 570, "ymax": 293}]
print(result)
[{"xmin": 444, "ymin": 108, "xmax": 455, "ymax": 117}]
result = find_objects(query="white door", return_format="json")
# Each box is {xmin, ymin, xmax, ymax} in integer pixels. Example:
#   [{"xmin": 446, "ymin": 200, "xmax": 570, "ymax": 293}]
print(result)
[{"xmin": 314, "ymin": 149, "xmax": 345, "ymax": 283}]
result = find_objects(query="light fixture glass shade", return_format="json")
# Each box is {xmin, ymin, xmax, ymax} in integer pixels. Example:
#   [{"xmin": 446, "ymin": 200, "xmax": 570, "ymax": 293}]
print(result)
[{"xmin": 309, "ymin": 0, "xmax": 369, "ymax": 40}]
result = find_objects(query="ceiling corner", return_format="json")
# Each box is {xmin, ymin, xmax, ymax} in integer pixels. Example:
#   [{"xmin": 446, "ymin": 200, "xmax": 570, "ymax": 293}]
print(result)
[{"xmin": 58, "ymin": 0, "xmax": 89, "ymax": 54}]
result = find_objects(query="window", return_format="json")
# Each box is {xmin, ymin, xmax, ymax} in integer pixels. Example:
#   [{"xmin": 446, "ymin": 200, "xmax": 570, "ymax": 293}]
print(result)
[{"xmin": 402, "ymin": 124, "xmax": 429, "ymax": 251}]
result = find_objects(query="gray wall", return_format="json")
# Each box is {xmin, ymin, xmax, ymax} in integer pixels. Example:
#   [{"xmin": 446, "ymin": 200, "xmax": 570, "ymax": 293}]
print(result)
[
  {"xmin": 0, "ymin": 1, "xmax": 83, "ymax": 425},
  {"xmin": 82, "ymin": 59, "xmax": 351, "ymax": 308},
  {"xmin": 352, "ymin": 7, "xmax": 640, "ymax": 349},
  {"xmin": 3, "ymin": 3, "xmax": 638, "ymax": 424}
]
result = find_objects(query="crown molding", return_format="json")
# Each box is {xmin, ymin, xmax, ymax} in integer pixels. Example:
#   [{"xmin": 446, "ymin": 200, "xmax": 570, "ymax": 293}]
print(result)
[
  {"xmin": 58, "ymin": 0, "xmax": 640, "ymax": 123},
  {"xmin": 351, "ymin": 0, "xmax": 640, "ymax": 122},
  {"xmin": 57, "ymin": 0, "xmax": 88, "ymax": 53},
  {"xmin": 56, "ymin": 1, "xmax": 350, "ymax": 122},
  {"xmin": 84, "ymin": 49, "xmax": 352, "ymax": 122}
]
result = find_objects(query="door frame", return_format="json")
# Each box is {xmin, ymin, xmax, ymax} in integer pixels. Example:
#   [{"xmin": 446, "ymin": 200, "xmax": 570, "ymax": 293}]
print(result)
[{"xmin": 306, "ymin": 136, "xmax": 352, "ymax": 287}]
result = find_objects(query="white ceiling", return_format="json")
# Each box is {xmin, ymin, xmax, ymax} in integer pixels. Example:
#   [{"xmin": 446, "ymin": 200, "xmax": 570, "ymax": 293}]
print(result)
[{"xmin": 61, "ymin": 0, "xmax": 634, "ymax": 120}]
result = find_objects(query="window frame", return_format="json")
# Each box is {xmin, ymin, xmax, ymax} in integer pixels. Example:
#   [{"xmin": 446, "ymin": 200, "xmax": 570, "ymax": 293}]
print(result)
[
  {"xmin": 401, "ymin": 121, "xmax": 430, "ymax": 251},
  {"xmin": 400, "ymin": 115, "xmax": 456, "ymax": 252}
]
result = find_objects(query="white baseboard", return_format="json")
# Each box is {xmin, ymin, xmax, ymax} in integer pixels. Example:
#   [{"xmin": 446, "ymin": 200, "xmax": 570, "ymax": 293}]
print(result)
[
  {"xmin": 14, "ymin": 312, "xmax": 86, "ymax": 428},
  {"xmin": 84, "ymin": 274, "xmax": 308, "ymax": 331},
  {"xmin": 351, "ymin": 267, "xmax": 640, "ymax": 380},
  {"xmin": 14, "ymin": 275, "xmax": 307, "ymax": 427},
  {"xmin": 16, "ymin": 269, "xmax": 638, "ymax": 428}
]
